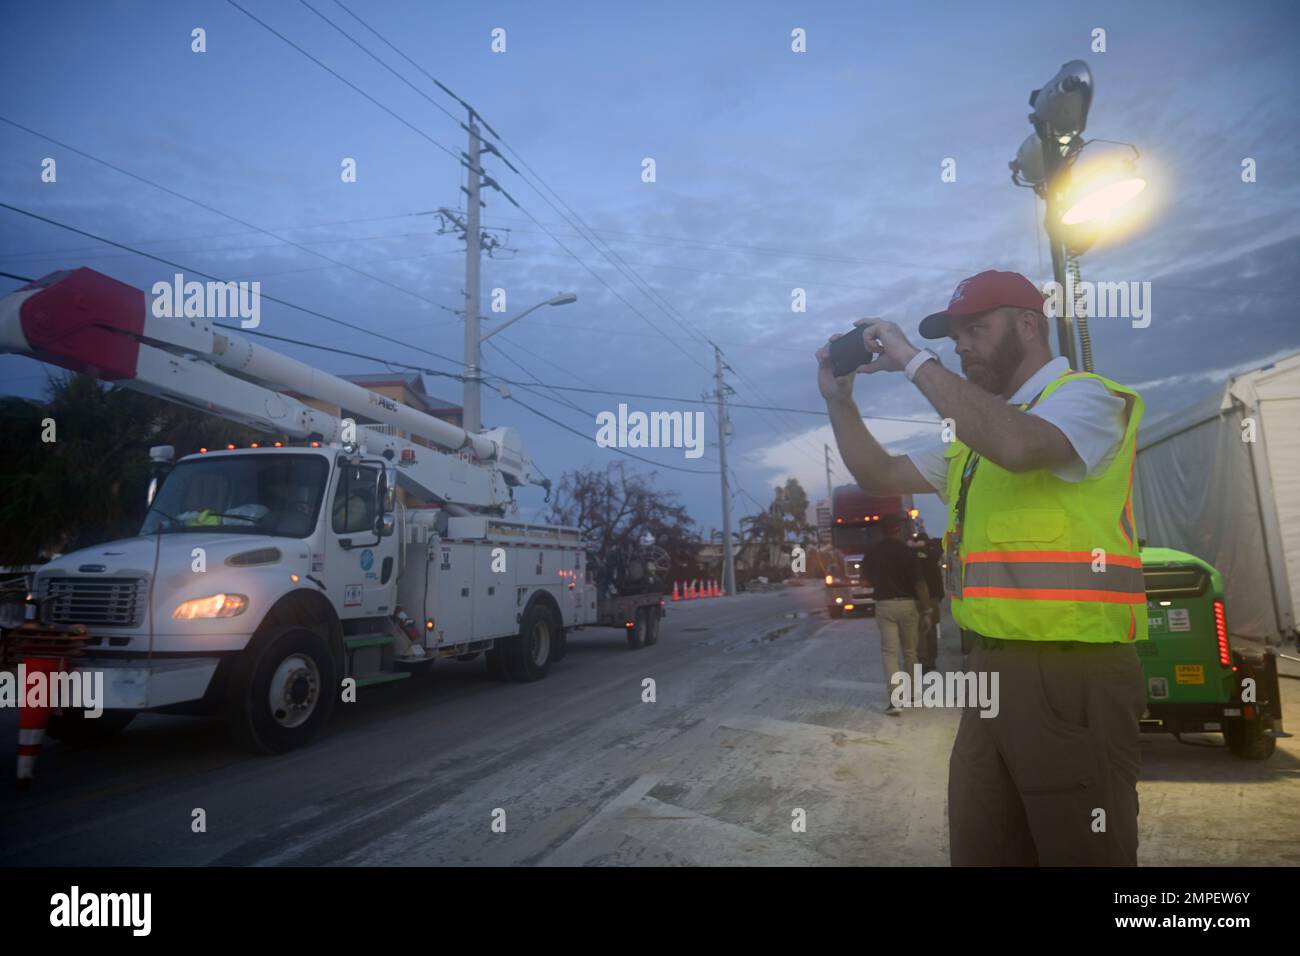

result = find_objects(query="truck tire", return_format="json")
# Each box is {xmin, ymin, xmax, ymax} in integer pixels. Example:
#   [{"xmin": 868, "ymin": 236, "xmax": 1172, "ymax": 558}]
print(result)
[
  {"xmin": 46, "ymin": 708, "xmax": 136, "ymax": 743},
  {"xmin": 644, "ymin": 609, "xmax": 660, "ymax": 646},
  {"xmin": 626, "ymin": 609, "xmax": 647, "ymax": 650},
  {"xmin": 552, "ymin": 626, "xmax": 569, "ymax": 663},
  {"xmin": 225, "ymin": 625, "xmax": 337, "ymax": 755},
  {"xmin": 829, "ymin": 605, "xmax": 843, "ymax": 619},
  {"xmin": 1224, "ymin": 717, "xmax": 1277, "ymax": 760},
  {"xmin": 505, "ymin": 603, "xmax": 555, "ymax": 681}
]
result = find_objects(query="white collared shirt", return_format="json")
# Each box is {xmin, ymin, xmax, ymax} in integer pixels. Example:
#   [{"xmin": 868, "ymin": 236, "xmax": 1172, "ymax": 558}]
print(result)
[{"xmin": 907, "ymin": 356, "xmax": 1129, "ymax": 501}]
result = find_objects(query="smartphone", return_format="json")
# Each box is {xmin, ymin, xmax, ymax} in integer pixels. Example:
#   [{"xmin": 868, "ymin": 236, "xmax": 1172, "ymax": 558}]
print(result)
[{"xmin": 829, "ymin": 328, "xmax": 875, "ymax": 377}]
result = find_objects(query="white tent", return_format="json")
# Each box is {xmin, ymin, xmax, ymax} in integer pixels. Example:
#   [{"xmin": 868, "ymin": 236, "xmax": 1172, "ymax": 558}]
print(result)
[{"xmin": 1134, "ymin": 351, "xmax": 1300, "ymax": 644}]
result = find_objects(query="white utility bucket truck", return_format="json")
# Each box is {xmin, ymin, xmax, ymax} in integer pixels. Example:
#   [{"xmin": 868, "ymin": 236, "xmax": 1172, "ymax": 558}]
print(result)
[{"xmin": 0, "ymin": 268, "xmax": 666, "ymax": 753}]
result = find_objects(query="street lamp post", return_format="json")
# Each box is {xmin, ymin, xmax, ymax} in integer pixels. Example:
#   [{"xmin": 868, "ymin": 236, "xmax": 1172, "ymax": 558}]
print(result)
[
  {"xmin": 1010, "ymin": 60, "xmax": 1147, "ymax": 373},
  {"xmin": 463, "ymin": 292, "xmax": 577, "ymax": 433}
]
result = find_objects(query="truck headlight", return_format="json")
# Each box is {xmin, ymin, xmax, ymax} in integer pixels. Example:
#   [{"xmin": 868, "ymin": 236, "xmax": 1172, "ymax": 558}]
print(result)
[{"xmin": 173, "ymin": 593, "xmax": 248, "ymax": 620}]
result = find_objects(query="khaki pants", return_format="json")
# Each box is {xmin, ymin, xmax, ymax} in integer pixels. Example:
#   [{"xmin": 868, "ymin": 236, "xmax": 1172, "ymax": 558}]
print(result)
[
  {"xmin": 948, "ymin": 636, "xmax": 1146, "ymax": 866},
  {"xmin": 876, "ymin": 598, "xmax": 919, "ymax": 697}
]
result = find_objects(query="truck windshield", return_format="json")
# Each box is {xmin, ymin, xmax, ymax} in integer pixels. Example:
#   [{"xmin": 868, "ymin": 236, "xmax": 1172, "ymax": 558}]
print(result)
[
  {"xmin": 141, "ymin": 454, "xmax": 329, "ymax": 537},
  {"xmin": 832, "ymin": 526, "xmax": 882, "ymax": 556}
]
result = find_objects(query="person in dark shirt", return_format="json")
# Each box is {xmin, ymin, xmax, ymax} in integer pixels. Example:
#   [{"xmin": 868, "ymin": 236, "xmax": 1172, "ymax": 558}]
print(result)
[{"xmin": 862, "ymin": 515, "xmax": 932, "ymax": 714}]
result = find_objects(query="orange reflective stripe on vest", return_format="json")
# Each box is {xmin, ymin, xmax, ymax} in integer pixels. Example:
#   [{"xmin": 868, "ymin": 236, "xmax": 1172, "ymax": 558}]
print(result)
[{"xmin": 962, "ymin": 550, "xmax": 1146, "ymax": 602}]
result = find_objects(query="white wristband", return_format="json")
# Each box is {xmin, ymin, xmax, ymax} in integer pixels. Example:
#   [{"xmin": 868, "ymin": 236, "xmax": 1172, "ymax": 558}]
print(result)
[{"xmin": 905, "ymin": 348, "xmax": 939, "ymax": 382}]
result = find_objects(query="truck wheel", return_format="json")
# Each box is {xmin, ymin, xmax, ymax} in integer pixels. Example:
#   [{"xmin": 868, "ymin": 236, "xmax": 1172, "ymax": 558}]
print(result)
[
  {"xmin": 644, "ymin": 610, "xmax": 660, "ymax": 646},
  {"xmin": 829, "ymin": 605, "xmax": 843, "ymax": 619},
  {"xmin": 626, "ymin": 609, "xmax": 647, "ymax": 650},
  {"xmin": 1224, "ymin": 717, "xmax": 1277, "ymax": 760},
  {"xmin": 505, "ymin": 604, "xmax": 555, "ymax": 681},
  {"xmin": 225, "ymin": 625, "xmax": 336, "ymax": 755},
  {"xmin": 46, "ymin": 708, "xmax": 136, "ymax": 743}
]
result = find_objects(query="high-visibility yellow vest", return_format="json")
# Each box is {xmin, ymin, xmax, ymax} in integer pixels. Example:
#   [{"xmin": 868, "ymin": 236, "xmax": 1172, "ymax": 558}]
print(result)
[{"xmin": 942, "ymin": 369, "xmax": 1148, "ymax": 644}]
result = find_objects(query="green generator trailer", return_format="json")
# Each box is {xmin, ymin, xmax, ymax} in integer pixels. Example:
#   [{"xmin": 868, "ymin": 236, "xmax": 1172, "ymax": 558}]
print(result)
[{"xmin": 1138, "ymin": 547, "xmax": 1283, "ymax": 759}]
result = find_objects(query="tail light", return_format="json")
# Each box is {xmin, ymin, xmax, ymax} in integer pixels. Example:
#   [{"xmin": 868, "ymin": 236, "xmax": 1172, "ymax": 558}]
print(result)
[{"xmin": 1213, "ymin": 600, "xmax": 1230, "ymax": 668}]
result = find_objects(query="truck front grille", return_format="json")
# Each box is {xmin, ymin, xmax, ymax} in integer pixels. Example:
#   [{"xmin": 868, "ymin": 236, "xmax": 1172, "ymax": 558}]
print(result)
[{"xmin": 40, "ymin": 577, "xmax": 147, "ymax": 628}]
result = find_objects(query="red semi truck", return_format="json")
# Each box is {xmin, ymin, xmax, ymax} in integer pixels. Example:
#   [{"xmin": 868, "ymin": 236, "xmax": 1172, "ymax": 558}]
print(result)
[{"xmin": 824, "ymin": 485, "xmax": 916, "ymax": 618}]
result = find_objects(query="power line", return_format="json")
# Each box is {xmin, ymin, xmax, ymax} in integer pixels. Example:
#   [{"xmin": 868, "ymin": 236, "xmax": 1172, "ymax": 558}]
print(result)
[
  {"xmin": 0, "ymin": 116, "xmax": 462, "ymax": 315},
  {"xmin": 227, "ymin": 0, "xmax": 718, "ymax": 385},
  {"xmin": 318, "ymin": 1, "xmax": 715, "ymax": 376},
  {"xmin": 0, "ymin": 228, "xmax": 939, "ymax": 429},
  {"xmin": 483, "ymin": 338, "xmax": 593, "ymax": 417},
  {"xmin": 330, "ymin": 0, "xmax": 486, "ymax": 128},
  {"xmin": 0, "ymin": 234, "xmax": 741, "ymax": 479},
  {"xmin": 0, "ymin": 210, "xmax": 442, "ymax": 262},
  {"xmin": 0, "ymin": 230, "xmax": 467, "ymax": 275},
  {"xmin": 298, "ymin": 0, "xmax": 467, "ymax": 131},
  {"xmin": 0, "ymin": 202, "xmax": 469, "ymax": 376},
  {"xmin": 325, "ymin": 25, "xmax": 832, "ymax": 468},
  {"xmin": 222, "ymin": 0, "xmax": 464, "ymax": 167},
  {"xmin": 499, "ymin": 393, "xmax": 718, "ymax": 476},
  {"xmin": 486, "ymin": 330, "xmax": 604, "ymax": 391},
  {"xmin": 723, "ymin": 350, "xmax": 828, "ymax": 463},
  {"xmin": 483, "ymin": 214, "xmax": 977, "ymax": 277}
]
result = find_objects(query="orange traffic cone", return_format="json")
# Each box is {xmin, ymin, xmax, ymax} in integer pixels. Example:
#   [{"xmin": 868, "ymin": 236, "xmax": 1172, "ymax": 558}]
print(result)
[
  {"xmin": 12, "ymin": 622, "xmax": 88, "ymax": 791},
  {"xmin": 672, "ymin": 581, "xmax": 680, "ymax": 601},
  {"xmin": 17, "ymin": 656, "xmax": 60, "ymax": 791}
]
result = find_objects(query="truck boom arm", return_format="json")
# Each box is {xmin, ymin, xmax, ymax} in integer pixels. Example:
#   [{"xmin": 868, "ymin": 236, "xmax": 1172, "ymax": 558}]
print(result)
[{"xmin": 0, "ymin": 268, "xmax": 540, "ymax": 511}]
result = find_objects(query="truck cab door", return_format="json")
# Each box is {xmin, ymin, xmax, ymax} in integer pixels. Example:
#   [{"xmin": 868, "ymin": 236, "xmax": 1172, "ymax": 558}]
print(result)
[{"xmin": 325, "ymin": 460, "xmax": 398, "ymax": 617}]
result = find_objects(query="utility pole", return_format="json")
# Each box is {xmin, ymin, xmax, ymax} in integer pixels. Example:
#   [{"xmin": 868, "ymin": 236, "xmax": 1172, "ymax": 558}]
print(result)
[
  {"xmin": 462, "ymin": 116, "xmax": 484, "ymax": 434},
  {"xmin": 714, "ymin": 345, "xmax": 736, "ymax": 597}
]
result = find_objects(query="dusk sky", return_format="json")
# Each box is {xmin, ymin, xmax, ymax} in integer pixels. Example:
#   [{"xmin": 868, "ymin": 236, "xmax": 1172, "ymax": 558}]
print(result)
[{"xmin": 2, "ymin": 0, "xmax": 1297, "ymax": 536}]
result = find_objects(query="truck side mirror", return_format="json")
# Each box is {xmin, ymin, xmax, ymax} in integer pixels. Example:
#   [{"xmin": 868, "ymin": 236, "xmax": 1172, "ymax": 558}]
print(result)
[
  {"xmin": 374, "ymin": 464, "xmax": 396, "ymax": 537},
  {"xmin": 146, "ymin": 445, "xmax": 174, "ymax": 507},
  {"xmin": 382, "ymin": 464, "xmax": 397, "ymax": 513}
]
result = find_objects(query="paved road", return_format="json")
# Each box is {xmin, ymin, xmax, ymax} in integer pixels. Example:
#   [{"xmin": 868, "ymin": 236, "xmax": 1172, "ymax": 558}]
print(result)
[{"xmin": 2, "ymin": 586, "xmax": 1297, "ymax": 865}]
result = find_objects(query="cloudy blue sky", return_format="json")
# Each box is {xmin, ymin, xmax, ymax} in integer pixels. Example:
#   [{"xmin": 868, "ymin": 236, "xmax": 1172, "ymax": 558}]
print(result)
[{"xmin": 2, "ymin": 0, "xmax": 1297, "ymax": 536}]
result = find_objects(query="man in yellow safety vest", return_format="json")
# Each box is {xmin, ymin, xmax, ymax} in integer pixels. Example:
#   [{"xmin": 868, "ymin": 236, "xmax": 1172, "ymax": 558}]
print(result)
[{"xmin": 817, "ymin": 270, "xmax": 1147, "ymax": 866}]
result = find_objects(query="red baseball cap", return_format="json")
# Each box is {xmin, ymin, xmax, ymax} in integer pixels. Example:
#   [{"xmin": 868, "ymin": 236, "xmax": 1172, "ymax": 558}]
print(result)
[{"xmin": 919, "ymin": 270, "xmax": 1046, "ymax": 340}]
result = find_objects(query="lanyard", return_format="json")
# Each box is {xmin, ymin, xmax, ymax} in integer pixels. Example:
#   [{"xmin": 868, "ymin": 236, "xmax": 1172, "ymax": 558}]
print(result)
[{"xmin": 954, "ymin": 449, "xmax": 980, "ymax": 535}]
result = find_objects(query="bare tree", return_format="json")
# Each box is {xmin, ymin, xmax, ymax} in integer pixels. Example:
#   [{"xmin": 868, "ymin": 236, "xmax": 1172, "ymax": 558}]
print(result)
[{"xmin": 547, "ymin": 462, "xmax": 696, "ymax": 582}]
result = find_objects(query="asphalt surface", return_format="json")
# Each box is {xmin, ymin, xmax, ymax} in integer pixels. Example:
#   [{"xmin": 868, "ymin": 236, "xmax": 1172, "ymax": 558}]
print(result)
[{"xmin": 2, "ymin": 585, "xmax": 1298, "ymax": 866}]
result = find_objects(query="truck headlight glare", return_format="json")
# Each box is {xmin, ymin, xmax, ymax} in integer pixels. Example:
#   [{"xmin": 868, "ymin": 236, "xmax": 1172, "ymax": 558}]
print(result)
[{"xmin": 173, "ymin": 593, "xmax": 248, "ymax": 620}]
